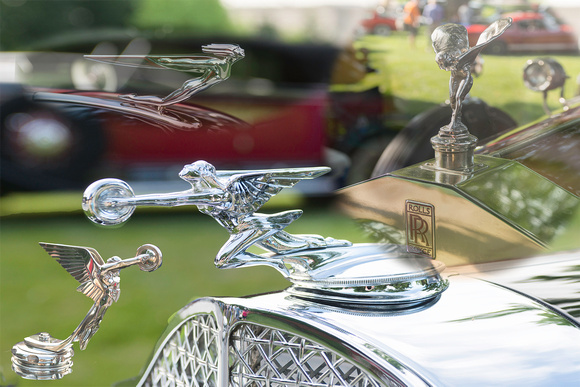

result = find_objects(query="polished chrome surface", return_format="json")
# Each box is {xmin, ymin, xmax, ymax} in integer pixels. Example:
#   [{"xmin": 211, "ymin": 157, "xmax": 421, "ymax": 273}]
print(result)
[
  {"xmin": 83, "ymin": 161, "xmax": 351, "ymax": 275},
  {"xmin": 449, "ymin": 249, "xmax": 580, "ymax": 321},
  {"xmin": 11, "ymin": 333, "xmax": 74, "ymax": 381},
  {"xmin": 476, "ymin": 105, "xmax": 580, "ymax": 197},
  {"xmin": 339, "ymin": 155, "xmax": 579, "ymax": 266},
  {"xmin": 86, "ymin": 44, "xmax": 244, "ymax": 110},
  {"xmin": 11, "ymin": 243, "xmax": 162, "ymax": 379},
  {"xmin": 429, "ymin": 18, "xmax": 511, "ymax": 172},
  {"xmin": 523, "ymin": 57, "xmax": 569, "ymax": 115},
  {"xmin": 281, "ymin": 243, "xmax": 448, "ymax": 307},
  {"xmin": 135, "ymin": 270, "xmax": 580, "ymax": 386}
]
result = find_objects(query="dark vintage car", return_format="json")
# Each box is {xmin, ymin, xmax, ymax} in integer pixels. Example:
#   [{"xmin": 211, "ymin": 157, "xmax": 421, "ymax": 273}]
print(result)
[
  {"xmin": 7, "ymin": 20, "xmax": 580, "ymax": 386},
  {"xmin": 0, "ymin": 39, "xmax": 392, "ymax": 193},
  {"xmin": 467, "ymin": 11, "xmax": 579, "ymax": 54}
]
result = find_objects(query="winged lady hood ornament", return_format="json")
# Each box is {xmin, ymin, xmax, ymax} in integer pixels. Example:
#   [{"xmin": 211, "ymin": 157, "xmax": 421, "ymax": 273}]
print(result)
[
  {"xmin": 431, "ymin": 18, "xmax": 512, "ymax": 132},
  {"xmin": 83, "ymin": 161, "xmax": 351, "ymax": 275},
  {"xmin": 428, "ymin": 18, "xmax": 512, "ymax": 173},
  {"xmin": 11, "ymin": 244, "xmax": 162, "ymax": 379},
  {"xmin": 86, "ymin": 43, "xmax": 244, "ymax": 110}
]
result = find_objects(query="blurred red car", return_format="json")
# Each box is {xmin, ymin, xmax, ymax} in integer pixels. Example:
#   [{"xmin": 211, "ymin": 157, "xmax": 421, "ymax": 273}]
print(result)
[
  {"xmin": 358, "ymin": 10, "xmax": 398, "ymax": 36},
  {"xmin": 467, "ymin": 11, "xmax": 578, "ymax": 54}
]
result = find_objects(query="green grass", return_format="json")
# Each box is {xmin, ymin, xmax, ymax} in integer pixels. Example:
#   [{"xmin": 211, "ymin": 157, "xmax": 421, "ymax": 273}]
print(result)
[
  {"xmin": 0, "ymin": 202, "xmax": 368, "ymax": 386},
  {"xmin": 350, "ymin": 32, "xmax": 580, "ymax": 126}
]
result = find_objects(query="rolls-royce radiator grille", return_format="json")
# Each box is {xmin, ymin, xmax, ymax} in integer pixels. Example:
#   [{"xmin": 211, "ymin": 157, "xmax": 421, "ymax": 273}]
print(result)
[
  {"xmin": 229, "ymin": 324, "xmax": 381, "ymax": 387},
  {"xmin": 145, "ymin": 314, "xmax": 219, "ymax": 387}
]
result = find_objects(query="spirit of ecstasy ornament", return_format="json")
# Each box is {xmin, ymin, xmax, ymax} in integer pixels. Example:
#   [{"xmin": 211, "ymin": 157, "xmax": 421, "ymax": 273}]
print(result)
[
  {"xmin": 83, "ymin": 161, "xmax": 351, "ymax": 274},
  {"xmin": 429, "ymin": 18, "xmax": 511, "ymax": 172},
  {"xmin": 11, "ymin": 243, "xmax": 162, "ymax": 380},
  {"xmin": 86, "ymin": 43, "xmax": 244, "ymax": 110}
]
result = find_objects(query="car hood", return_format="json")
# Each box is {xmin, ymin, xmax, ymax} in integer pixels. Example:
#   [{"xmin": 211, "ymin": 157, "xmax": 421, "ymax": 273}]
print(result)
[{"xmin": 450, "ymin": 249, "xmax": 580, "ymax": 322}]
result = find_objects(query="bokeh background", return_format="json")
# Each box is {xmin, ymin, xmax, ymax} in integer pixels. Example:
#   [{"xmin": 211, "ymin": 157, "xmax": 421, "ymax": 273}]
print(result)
[{"xmin": 1, "ymin": 0, "xmax": 579, "ymax": 385}]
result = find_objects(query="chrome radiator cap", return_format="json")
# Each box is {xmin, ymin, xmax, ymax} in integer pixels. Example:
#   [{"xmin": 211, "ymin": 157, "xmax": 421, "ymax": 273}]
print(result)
[{"xmin": 283, "ymin": 243, "xmax": 448, "ymax": 308}]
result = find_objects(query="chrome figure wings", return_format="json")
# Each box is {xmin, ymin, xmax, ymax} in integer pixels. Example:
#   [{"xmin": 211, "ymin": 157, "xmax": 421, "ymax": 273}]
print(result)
[
  {"xmin": 39, "ymin": 243, "xmax": 118, "ymax": 350},
  {"xmin": 83, "ymin": 161, "xmax": 351, "ymax": 275},
  {"xmin": 431, "ymin": 18, "xmax": 512, "ymax": 131},
  {"xmin": 178, "ymin": 161, "xmax": 351, "ymax": 271},
  {"xmin": 85, "ymin": 44, "xmax": 245, "ymax": 109},
  {"xmin": 31, "ymin": 243, "xmax": 162, "ymax": 351}
]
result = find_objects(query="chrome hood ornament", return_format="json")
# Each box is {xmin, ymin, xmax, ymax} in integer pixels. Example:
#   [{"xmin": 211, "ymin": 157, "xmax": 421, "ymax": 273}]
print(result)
[
  {"xmin": 83, "ymin": 161, "xmax": 351, "ymax": 275},
  {"xmin": 430, "ymin": 18, "xmax": 511, "ymax": 172},
  {"xmin": 86, "ymin": 43, "xmax": 244, "ymax": 110},
  {"xmin": 11, "ymin": 243, "xmax": 162, "ymax": 380},
  {"xmin": 82, "ymin": 161, "xmax": 447, "ymax": 308}
]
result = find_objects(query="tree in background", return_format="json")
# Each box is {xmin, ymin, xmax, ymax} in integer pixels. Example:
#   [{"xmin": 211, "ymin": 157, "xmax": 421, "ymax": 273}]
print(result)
[
  {"xmin": 0, "ymin": 0, "xmax": 136, "ymax": 50},
  {"xmin": 130, "ymin": 0, "xmax": 233, "ymax": 37},
  {"xmin": 0, "ymin": 0, "xmax": 233, "ymax": 51}
]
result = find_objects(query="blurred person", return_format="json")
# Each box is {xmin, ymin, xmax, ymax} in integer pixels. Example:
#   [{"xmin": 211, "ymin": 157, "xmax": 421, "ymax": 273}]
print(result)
[
  {"xmin": 423, "ymin": 0, "xmax": 445, "ymax": 45},
  {"xmin": 403, "ymin": 0, "xmax": 421, "ymax": 48},
  {"xmin": 458, "ymin": 3, "xmax": 473, "ymax": 26}
]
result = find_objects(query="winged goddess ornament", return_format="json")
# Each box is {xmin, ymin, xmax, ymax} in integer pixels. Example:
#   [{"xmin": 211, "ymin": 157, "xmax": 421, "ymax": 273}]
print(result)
[
  {"xmin": 19, "ymin": 243, "xmax": 162, "ymax": 352},
  {"xmin": 177, "ymin": 161, "xmax": 351, "ymax": 271},
  {"xmin": 86, "ymin": 43, "xmax": 244, "ymax": 110},
  {"xmin": 431, "ymin": 18, "xmax": 512, "ymax": 131},
  {"xmin": 83, "ymin": 161, "xmax": 351, "ymax": 275}
]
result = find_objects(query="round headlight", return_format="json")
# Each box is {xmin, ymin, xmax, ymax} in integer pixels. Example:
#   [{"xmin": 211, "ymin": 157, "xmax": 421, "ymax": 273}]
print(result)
[{"xmin": 523, "ymin": 58, "xmax": 567, "ymax": 92}]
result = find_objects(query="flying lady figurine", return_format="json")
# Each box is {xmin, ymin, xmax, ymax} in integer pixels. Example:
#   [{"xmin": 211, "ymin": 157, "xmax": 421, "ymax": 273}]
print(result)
[
  {"xmin": 19, "ymin": 243, "xmax": 162, "ymax": 352},
  {"xmin": 82, "ymin": 161, "xmax": 351, "ymax": 275},
  {"xmin": 175, "ymin": 161, "xmax": 351, "ymax": 271},
  {"xmin": 86, "ymin": 44, "xmax": 244, "ymax": 110},
  {"xmin": 431, "ymin": 18, "xmax": 512, "ymax": 131}
]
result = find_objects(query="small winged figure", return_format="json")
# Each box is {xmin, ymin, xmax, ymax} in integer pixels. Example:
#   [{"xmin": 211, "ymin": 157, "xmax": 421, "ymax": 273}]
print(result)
[
  {"xmin": 86, "ymin": 44, "xmax": 244, "ymax": 110},
  {"xmin": 31, "ymin": 243, "xmax": 161, "ymax": 351},
  {"xmin": 431, "ymin": 18, "xmax": 512, "ymax": 131},
  {"xmin": 177, "ymin": 161, "xmax": 351, "ymax": 272}
]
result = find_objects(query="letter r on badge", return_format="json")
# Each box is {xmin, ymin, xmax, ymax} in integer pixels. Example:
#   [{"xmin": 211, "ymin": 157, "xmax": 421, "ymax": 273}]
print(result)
[{"xmin": 408, "ymin": 214, "xmax": 429, "ymax": 246}]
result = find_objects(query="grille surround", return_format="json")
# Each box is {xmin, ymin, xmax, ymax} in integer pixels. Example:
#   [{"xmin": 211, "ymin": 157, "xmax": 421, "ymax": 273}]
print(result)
[{"xmin": 136, "ymin": 297, "xmax": 413, "ymax": 387}]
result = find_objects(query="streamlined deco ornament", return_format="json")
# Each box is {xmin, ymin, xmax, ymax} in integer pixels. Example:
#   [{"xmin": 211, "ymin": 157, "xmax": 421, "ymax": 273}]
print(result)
[
  {"xmin": 83, "ymin": 161, "xmax": 351, "ymax": 274},
  {"xmin": 86, "ymin": 43, "xmax": 245, "ymax": 110}
]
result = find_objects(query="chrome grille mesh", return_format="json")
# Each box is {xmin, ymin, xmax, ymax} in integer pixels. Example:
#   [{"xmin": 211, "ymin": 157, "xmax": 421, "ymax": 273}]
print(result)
[
  {"xmin": 229, "ymin": 324, "xmax": 382, "ymax": 387},
  {"xmin": 144, "ymin": 314, "xmax": 219, "ymax": 387}
]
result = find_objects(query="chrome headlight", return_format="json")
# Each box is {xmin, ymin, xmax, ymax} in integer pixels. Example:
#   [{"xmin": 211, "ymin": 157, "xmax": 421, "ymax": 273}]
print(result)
[{"xmin": 523, "ymin": 58, "xmax": 567, "ymax": 92}]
